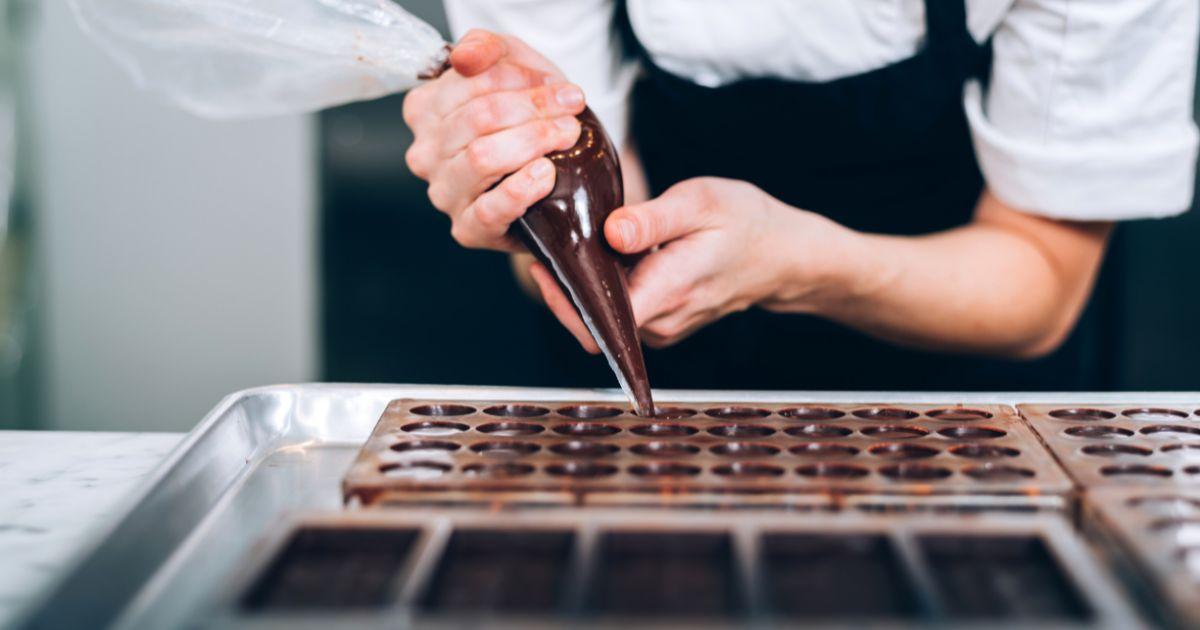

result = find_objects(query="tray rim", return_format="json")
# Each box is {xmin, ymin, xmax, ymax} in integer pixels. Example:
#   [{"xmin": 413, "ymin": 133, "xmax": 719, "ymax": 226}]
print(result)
[{"xmin": 15, "ymin": 382, "xmax": 1200, "ymax": 629}]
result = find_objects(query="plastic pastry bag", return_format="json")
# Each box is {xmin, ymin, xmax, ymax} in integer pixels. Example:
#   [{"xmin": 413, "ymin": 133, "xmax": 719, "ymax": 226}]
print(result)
[{"xmin": 67, "ymin": 0, "xmax": 450, "ymax": 119}]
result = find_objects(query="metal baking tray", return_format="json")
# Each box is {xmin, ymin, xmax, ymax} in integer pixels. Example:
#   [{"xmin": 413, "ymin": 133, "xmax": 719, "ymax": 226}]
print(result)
[
  {"xmin": 210, "ymin": 510, "xmax": 1140, "ymax": 628},
  {"xmin": 16, "ymin": 385, "xmax": 1200, "ymax": 629},
  {"xmin": 1019, "ymin": 404, "xmax": 1200, "ymax": 488},
  {"xmin": 344, "ymin": 400, "xmax": 1073, "ymax": 509}
]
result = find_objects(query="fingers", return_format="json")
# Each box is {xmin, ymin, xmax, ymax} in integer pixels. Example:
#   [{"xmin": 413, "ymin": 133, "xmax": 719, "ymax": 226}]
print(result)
[
  {"xmin": 441, "ymin": 83, "xmax": 585, "ymax": 155},
  {"xmin": 529, "ymin": 263, "xmax": 601, "ymax": 354},
  {"xmin": 449, "ymin": 29, "xmax": 509, "ymax": 77},
  {"xmin": 438, "ymin": 116, "xmax": 580, "ymax": 210},
  {"xmin": 605, "ymin": 184, "xmax": 709, "ymax": 254},
  {"xmin": 451, "ymin": 158, "xmax": 556, "ymax": 249}
]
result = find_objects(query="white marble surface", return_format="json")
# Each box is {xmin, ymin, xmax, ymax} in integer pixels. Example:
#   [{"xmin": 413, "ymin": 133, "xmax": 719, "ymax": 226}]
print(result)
[{"xmin": 0, "ymin": 430, "xmax": 182, "ymax": 626}]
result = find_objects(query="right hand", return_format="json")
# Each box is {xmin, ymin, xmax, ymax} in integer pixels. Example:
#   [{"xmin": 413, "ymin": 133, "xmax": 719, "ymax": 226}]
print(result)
[{"xmin": 403, "ymin": 29, "xmax": 586, "ymax": 251}]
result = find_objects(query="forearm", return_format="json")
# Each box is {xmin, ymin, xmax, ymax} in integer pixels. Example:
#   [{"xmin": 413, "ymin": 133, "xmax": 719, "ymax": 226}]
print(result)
[{"xmin": 765, "ymin": 191, "xmax": 1112, "ymax": 358}]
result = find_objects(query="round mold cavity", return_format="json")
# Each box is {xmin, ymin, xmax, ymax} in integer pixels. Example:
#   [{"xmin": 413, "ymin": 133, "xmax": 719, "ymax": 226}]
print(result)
[
  {"xmin": 1126, "ymin": 495, "xmax": 1200, "ymax": 513},
  {"xmin": 400, "ymin": 420, "xmax": 469, "ymax": 436},
  {"xmin": 462, "ymin": 462, "xmax": 535, "ymax": 478},
  {"xmin": 379, "ymin": 461, "xmax": 451, "ymax": 480},
  {"xmin": 653, "ymin": 406, "xmax": 698, "ymax": 420},
  {"xmin": 630, "ymin": 442, "xmax": 701, "ymax": 457},
  {"xmin": 476, "ymin": 421, "xmax": 544, "ymax": 437},
  {"xmin": 1063, "ymin": 425, "xmax": 1134, "ymax": 439},
  {"xmin": 796, "ymin": 463, "xmax": 870, "ymax": 479},
  {"xmin": 868, "ymin": 443, "xmax": 939, "ymax": 460},
  {"xmin": 704, "ymin": 406, "xmax": 771, "ymax": 420},
  {"xmin": 710, "ymin": 442, "xmax": 781, "ymax": 458},
  {"xmin": 390, "ymin": 440, "xmax": 461, "ymax": 454},
  {"xmin": 544, "ymin": 461, "xmax": 618, "ymax": 478},
  {"xmin": 1186, "ymin": 466, "xmax": 1200, "ymax": 476},
  {"xmin": 557, "ymin": 404, "xmax": 623, "ymax": 419},
  {"xmin": 630, "ymin": 423, "xmax": 699, "ymax": 438},
  {"xmin": 469, "ymin": 441, "xmax": 540, "ymax": 457},
  {"xmin": 1140, "ymin": 425, "xmax": 1200, "ymax": 438},
  {"xmin": 949, "ymin": 444, "xmax": 1020, "ymax": 459},
  {"xmin": 1163, "ymin": 443, "xmax": 1200, "ymax": 455},
  {"xmin": 784, "ymin": 424, "xmax": 852, "ymax": 438},
  {"xmin": 483, "ymin": 404, "xmax": 549, "ymax": 418},
  {"xmin": 629, "ymin": 462, "xmax": 702, "ymax": 477},
  {"xmin": 1122, "ymin": 407, "xmax": 1189, "ymax": 421},
  {"xmin": 789, "ymin": 443, "xmax": 860, "ymax": 458},
  {"xmin": 963, "ymin": 464, "xmax": 1036, "ymax": 481},
  {"xmin": 712, "ymin": 462, "xmax": 786, "ymax": 478},
  {"xmin": 1080, "ymin": 444, "xmax": 1153, "ymax": 458},
  {"xmin": 409, "ymin": 403, "xmax": 475, "ymax": 417},
  {"xmin": 779, "ymin": 406, "xmax": 845, "ymax": 421},
  {"xmin": 879, "ymin": 463, "xmax": 952, "ymax": 481},
  {"xmin": 1148, "ymin": 517, "xmax": 1200, "ymax": 533},
  {"xmin": 927, "ymin": 408, "xmax": 993, "ymax": 421},
  {"xmin": 1048, "ymin": 408, "xmax": 1115, "ymax": 421},
  {"xmin": 1100, "ymin": 464, "xmax": 1174, "ymax": 478},
  {"xmin": 853, "ymin": 407, "xmax": 920, "ymax": 421},
  {"xmin": 936, "ymin": 426, "xmax": 1006, "ymax": 440},
  {"xmin": 859, "ymin": 425, "xmax": 929, "ymax": 440},
  {"xmin": 708, "ymin": 424, "xmax": 776, "ymax": 439},
  {"xmin": 552, "ymin": 422, "xmax": 621, "ymax": 437},
  {"xmin": 548, "ymin": 441, "xmax": 620, "ymax": 458}
]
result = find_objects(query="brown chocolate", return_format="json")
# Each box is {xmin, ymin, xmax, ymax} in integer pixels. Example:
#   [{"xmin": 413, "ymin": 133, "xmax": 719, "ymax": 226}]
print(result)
[{"xmin": 512, "ymin": 108, "xmax": 654, "ymax": 416}]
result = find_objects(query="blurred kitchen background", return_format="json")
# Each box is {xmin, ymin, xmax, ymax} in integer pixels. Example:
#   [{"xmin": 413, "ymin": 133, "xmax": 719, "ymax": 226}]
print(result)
[{"xmin": 1, "ymin": 0, "xmax": 1199, "ymax": 432}]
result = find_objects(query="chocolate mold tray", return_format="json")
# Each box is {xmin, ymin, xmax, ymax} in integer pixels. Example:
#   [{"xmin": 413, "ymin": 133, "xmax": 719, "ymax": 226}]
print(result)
[
  {"xmin": 342, "ymin": 400, "xmax": 1074, "ymax": 509},
  {"xmin": 1019, "ymin": 405, "xmax": 1200, "ymax": 488},
  {"xmin": 213, "ymin": 509, "xmax": 1142, "ymax": 628},
  {"xmin": 1083, "ymin": 487, "xmax": 1200, "ymax": 628}
]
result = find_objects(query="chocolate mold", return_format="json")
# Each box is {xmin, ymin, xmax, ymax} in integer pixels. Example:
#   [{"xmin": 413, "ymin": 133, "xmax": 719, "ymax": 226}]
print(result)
[
  {"xmin": 343, "ymin": 400, "xmax": 1072, "ymax": 508},
  {"xmin": 1020, "ymin": 404, "xmax": 1200, "ymax": 488}
]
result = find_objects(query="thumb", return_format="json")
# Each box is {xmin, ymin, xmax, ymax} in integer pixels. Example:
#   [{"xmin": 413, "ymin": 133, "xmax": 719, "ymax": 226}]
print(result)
[
  {"xmin": 449, "ymin": 29, "xmax": 508, "ymax": 77},
  {"xmin": 605, "ymin": 189, "xmax": 703, "ymax": 254}
]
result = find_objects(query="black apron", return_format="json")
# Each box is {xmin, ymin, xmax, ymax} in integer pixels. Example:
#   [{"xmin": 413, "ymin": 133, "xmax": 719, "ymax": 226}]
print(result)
[{"xmin": 542, "ymin": 0, "xmax": 1106, "ymax": 392}]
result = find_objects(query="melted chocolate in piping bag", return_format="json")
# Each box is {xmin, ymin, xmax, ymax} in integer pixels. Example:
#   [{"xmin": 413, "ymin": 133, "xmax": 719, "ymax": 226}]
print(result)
[{"xmin": 512, "ymin": 108, "xmax": 654, "ymax": 416}]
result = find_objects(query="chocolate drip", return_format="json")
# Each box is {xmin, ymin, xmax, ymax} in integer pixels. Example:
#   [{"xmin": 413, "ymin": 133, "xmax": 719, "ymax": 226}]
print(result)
[{"xmin": 512, "ymin": 108, "xmax": 654, "ymax": 416}]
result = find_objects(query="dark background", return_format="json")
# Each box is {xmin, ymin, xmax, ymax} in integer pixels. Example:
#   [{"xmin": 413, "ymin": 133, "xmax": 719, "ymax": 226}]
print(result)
[{"xmin": 320, "ymin": 2, "xmax": 1200, "ymax": 392}]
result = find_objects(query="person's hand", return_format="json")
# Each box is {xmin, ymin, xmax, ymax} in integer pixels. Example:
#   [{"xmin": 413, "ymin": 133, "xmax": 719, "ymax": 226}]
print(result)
[
  {"xmin": 402, "ymin": 29, "xmax": 586, "ymax": 251},
  {"xmin": 529, "ymin": 177, "xmax": 843, "ymax": 350}
]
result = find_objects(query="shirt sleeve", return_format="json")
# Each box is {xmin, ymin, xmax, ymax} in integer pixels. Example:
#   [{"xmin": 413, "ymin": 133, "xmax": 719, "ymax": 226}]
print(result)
[
  {"xmin": 442, "ymin": 0, "xmax": 638, "ymax": 148},
  {"xmin": 964, "ymin": 0, "xmax": 1199, "ymax": 221}
]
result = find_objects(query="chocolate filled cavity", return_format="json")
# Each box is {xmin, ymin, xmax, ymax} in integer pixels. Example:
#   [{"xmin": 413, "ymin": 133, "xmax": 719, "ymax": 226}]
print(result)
[
  {"xmin": 552, "ymin": 422, "xmax": 621, "ymax": 437},
  {"xmin": 712, "ymin": 462, "xmax": 786, "ymax": 478},
  {"xmin": 652, "ymin": 406, "xmax": 697, "ymax": 420},
  {"xmin": 469, "ymin": 441, "xmax": 540, "ymax": 457},
  {"xmin": 1140, "ymin": 424, "xmax": 1200, "ymax": 438},
  {"xmin": 789, "ymin": 443, "xmax": 861, "ymax": 458},
  {"xmin": 390, "ymin": 440, "xmax": 461, "ymax": 454},
  {"xmin": 937, "ymin": 426, "xmax": 1006, "ymax": 440},
  {"xmin": 705, "ymin": 406, "xmax": 772, "ymax": 419},
  {"xmin": 1080, "ymin": 444, "xmax": 1153, "ymax": 458},
  {"xmin": 483, "ymin": 404, "xmax": 549, "ymax": 418},
  {"xmin": 630, "ymin": 423, "xmax": 699, "ymax": 438},
  {"xmin": 1063, "ymin": 425, "xmax": 1133, "ymax": 439},
  {"xmin": 513, "ymin": 108, "xmax": 653, "ymax": 415},
  {"xmin": 779, "ymin": 406, "xmax": 845, "ymax": 420},
  {"xmin": 1048, "ymin": 408, "xmax": 1115, "ymax": 421},
  {"xmin": 796, "ymin": 463, "xmax": 870, "ymax": 479},
  {"xmin": 709, "ymin": 443, "xmax": 781, "ymax": 458},
  {"xmin": 949, "ymin": 444, "xmax": 1020, "ymax": 459},
  {"xmin": 544, "ymin": 461, "xmax": 618, "ymax": 478},
  {"xmin": 557, "ymin": 405, "xmax": 623, "ymax": 419},
  {"xmin": 707, "ymin": 424, "xmax": 776, "ymax": 438},
  {"xmin": 868, "ymin": 443, "xmax": 939, "ymax": 460},
  {"xmin": 400, "ymin": 421, "xmax": 469, "ymax": 436},
  {"xmin": 879, "ymin": 464, "xmax": 952, "ymax": 481},
  {"xmin": 410, "ymin": 404, "xmax": 475, "ymax": 417},
  {"xmin": 630, "ymin": 442, "xmax": 701, "ymax": 457},
  {"xmin": 548, "ymin": 441, "xmax": 620, "ymax": 457},
  {"xmin": 461, "ymin": 462, "xmax": 536, "ymax": 478},
  {"xmin": 853, "ymin": 407, "xmax": 920, "ymax": 421},
  {"xmin": 860, "ymin": 425, "xmax": 929, "ymax": 440},
  {"xmin": 628, "ymin": 462, "xmax": 702, "ymax": 477},
  {"xmin": 963, "ymin": 464, "xmax": 1035, "ymax": 481},
  {"xmin": 785, "ymin": 424, "xmax": 853, "ymax": 438},
  {"xmin": 1099, "ymin": 464, "xmax": 1173, "ymax": 478}
]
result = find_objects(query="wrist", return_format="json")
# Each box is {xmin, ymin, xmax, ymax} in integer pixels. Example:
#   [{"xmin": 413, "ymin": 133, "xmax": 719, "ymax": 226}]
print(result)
[{"xmin": 759, "ymin": 208, "xmax": 868, "ymax": 315}]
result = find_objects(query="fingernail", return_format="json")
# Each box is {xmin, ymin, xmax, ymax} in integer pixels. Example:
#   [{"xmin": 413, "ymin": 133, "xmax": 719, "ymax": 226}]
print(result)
[
  {"xmin": 554, "ymin": 117, "xmax": 577, "ymax": 132},
  {"xmin": 556, "ymin": 85, "xmax": 583, "ymax": 107},
  {"xmin": 530, "ymin": 159, "xmax": 552, "ymax": 179},
  {"xmin": 614, "ymin": 219, "xmax": 636, "ymax": 247}
]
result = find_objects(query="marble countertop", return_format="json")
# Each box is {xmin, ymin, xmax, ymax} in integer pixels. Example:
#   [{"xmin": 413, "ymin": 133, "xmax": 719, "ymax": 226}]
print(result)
[{"xmin": 0, "ymin": 430, "xmax": 182, "ymax": 626}]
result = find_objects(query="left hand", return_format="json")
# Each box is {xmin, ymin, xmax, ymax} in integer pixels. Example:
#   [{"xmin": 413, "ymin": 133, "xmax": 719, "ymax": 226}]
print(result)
[{"xmin": 529, "ymin": 177, "xmax": 832, "ymax": 350}]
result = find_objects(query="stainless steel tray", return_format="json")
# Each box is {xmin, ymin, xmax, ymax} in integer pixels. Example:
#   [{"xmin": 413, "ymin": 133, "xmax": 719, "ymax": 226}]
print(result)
[{"xmin": 15, "ymin": 384, "xmax": 1200, "ymax": 629}]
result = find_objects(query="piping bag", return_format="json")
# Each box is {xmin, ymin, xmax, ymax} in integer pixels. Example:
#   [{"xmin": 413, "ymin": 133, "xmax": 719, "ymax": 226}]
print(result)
[{"xmin": 67, "ymin": 0, "xmax": 655, "ymax": 415}]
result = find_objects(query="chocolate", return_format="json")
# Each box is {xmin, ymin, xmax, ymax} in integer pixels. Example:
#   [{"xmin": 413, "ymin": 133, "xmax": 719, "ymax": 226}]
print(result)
[{"xmin": 512, "ymin": 108, "xmax": 654, "ymax": 416}]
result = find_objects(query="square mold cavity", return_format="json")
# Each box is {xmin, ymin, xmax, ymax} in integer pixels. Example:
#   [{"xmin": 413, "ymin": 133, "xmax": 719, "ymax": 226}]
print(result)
[
  {"xmin": 214, "ymin": 510, "xmax": 1143, "ymax": 628},
  {"xmin": 1084, "ymin": 487, "xmax": 1200, "ymax": 628},
  {"xmin": 341, "ymin": 400, "xmax": 1074, "ymax": 511},
  {"xmin": 1019, "ymin": 404, "xmax": 1200, "ymax": 488}
]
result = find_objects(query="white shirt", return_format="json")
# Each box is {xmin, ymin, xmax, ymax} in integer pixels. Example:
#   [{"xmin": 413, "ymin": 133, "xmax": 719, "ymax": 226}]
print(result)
[{"xmin": 444, "ymin": 0, "xmax": 1199, "ymax": 221}]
